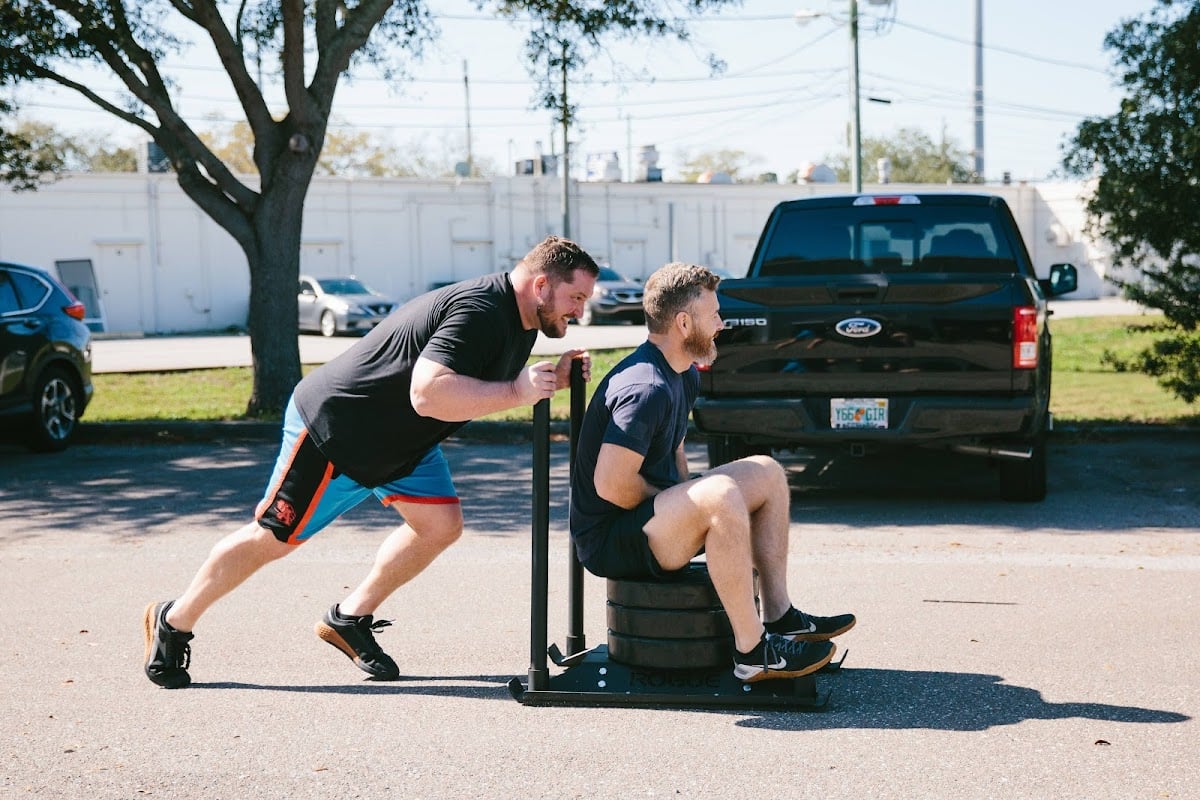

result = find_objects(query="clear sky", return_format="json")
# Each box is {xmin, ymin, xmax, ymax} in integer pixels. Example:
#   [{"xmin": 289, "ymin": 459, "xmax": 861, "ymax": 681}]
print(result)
[{"xmin": 14, "ymin": 0, "xmax": 1156, "ymax": 183}]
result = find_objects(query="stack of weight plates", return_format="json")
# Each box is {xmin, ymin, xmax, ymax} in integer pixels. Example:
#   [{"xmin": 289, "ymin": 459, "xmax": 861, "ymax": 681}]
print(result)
[{"xmin": 606, "ymin": 561, "xmax": 735, "ymax": 670}]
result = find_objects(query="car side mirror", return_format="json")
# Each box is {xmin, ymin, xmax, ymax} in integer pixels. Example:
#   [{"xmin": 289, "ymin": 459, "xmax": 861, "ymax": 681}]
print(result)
[{"xmin": 1041, "ymin": 263, "xmax": 1078, "ymax": 297}]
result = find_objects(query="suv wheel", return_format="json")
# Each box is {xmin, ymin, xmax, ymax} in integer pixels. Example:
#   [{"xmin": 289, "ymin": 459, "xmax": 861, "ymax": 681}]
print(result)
[
  {"xmin": 997, "ymin": 433, "xmax": 1047, "ymax": 502},
  {"xmin": 28, "ymin": 365, "xmax": 81, "ymax": 452}
]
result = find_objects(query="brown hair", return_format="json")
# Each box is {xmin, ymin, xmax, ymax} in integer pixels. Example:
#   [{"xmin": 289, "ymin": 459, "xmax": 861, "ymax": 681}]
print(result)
[
  {"xmin": 519, "ymin": 235, "xmax": 600, "ymax": 284},
  {"xmin": 642, "ymin": 262, "xmax": 720, "ymax": 333}
]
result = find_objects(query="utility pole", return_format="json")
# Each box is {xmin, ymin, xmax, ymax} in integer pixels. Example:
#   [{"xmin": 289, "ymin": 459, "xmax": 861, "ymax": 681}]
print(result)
[
  {"xmin": 560, "ymin": 40, "xmax": 570, "ymax": 239},
  {"xmin": 848, "ymin": 0, "xmax": 862, "ymax": 193},
  {"xmin": 463, "ymin": 60, "xmax": 474, "ymax": 177},
  {"xmin": 972, "ymin": 0, "xmax": 985, "ymax": 181}
]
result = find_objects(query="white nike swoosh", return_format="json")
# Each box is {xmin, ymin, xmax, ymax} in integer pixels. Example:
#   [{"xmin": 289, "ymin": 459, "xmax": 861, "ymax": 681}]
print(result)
[{"xmin": 766, "ymin": 657, "xmax": 786, "ymax": 669}]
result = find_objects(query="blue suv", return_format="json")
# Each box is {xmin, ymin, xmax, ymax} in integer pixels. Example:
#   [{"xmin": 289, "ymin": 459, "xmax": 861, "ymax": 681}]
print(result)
[{"xmin": 0, "ymin": 262, "xmax": 94, "ymax": 451}]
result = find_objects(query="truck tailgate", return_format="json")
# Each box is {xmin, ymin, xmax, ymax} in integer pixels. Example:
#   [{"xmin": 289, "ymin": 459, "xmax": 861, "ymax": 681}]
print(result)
[{"xmin": 707, "ymin": 274, "xmax": 1027, "ymax": 397}]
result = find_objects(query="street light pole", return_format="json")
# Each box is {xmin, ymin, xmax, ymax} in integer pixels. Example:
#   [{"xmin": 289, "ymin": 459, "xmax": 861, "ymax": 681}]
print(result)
[{"xmin": 849, "ymin": 0, "xmax": 862, "ymax": 193}]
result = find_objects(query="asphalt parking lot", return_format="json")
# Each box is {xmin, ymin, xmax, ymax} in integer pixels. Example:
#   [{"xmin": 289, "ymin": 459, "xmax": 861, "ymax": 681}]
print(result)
[{"xmin": 1, "ymin": 424, "xmax": 1197, "ymax": 799}]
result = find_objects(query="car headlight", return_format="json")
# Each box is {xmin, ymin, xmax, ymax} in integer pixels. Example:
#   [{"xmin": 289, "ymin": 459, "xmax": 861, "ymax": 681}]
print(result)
[{"xmin": 594, "ymin": 287, "xmax": 612, "ymax": 299}]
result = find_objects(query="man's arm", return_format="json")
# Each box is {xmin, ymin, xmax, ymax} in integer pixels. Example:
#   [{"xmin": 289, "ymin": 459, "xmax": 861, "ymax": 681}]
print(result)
[
  {"xmin": 594, "ymin": 442, "xmax": 662, "ymax": 510},
  {"xmin": 675, "ymin": 441, "xmax": 691, "ymax": 482},
  {"xmin": 410, "ymin": 356, "xmax": 557, "ymax": 422}
]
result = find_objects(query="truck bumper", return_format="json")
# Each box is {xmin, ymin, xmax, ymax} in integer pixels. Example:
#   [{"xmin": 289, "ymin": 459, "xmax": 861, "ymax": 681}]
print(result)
[{"xmin": 692, "ymin": 395, "xmax": 1045, "ymax": 447}]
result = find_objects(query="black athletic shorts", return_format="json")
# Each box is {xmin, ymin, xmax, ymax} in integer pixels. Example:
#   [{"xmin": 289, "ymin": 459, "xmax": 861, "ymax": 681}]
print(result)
[{"xmin": 576, "ymin": 497, "xmax": 679, "ymax": 581}]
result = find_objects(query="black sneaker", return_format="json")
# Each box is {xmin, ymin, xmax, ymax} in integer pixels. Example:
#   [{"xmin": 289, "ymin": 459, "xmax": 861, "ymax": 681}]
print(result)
[
  {"xmin": 143, "ymin": 601, "xmax": 194, "ymax": 689},
  {"xmin": 733, "ymin": 633, "xmax": 835, "ymax": 682},
  {"xmin": 315, "ymin": 604, "xmax": 400, "ymax": 681},
  {"xmin": 765, "ymin": 606, "xmax": 856, "ymax": 642}
]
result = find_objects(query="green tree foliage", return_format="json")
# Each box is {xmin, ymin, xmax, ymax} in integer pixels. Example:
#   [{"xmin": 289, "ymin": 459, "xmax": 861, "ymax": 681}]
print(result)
[
  {"xmin": 1062, "ymin": 0, "xmax": 1200, "ymax": 403},
  {"xmin": 0, "ymin": 1, "xmax": 734, "ymax": 415},
  {"xmin": 823, "ymin": 127, "xmax": 975, "ymax": 184},
  {"xmin": 2, "ymin": 120, "xmax": 138, "ymax": 173}
]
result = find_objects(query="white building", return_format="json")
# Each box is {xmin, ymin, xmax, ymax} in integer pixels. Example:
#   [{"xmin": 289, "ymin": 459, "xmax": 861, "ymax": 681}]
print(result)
[{"xmin": 0, "ymin": 172, "xmax": 1113, "ymax": 335}]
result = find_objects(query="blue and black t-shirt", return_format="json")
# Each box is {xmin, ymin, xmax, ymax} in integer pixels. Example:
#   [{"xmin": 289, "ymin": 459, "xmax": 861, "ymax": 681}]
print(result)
[{"xmin": 569, "ymin": 341, "xmax": 698, "ymax": 564}]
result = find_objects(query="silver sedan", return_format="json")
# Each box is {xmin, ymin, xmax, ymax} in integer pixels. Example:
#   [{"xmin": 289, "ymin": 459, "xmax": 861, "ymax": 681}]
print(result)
[{"xmin": 298, "ymin": 275, "xmax": 399, "ymax": 337}]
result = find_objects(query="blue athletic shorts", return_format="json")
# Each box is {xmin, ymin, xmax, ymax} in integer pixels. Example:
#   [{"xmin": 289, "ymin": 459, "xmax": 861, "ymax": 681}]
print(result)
[{"xmin": 255, "ymin": 397, "xmax": 459, "ymax": 545}]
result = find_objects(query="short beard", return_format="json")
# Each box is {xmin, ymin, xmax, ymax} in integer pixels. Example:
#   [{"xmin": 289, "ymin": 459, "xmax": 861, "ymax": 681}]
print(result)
[
  {"xmin": 537, "ymin": 298, "xmax": 567, "ymax": 338},
  {"xmin": 683, "ymin": 327, "xmax": 717, "ymax": 365}
]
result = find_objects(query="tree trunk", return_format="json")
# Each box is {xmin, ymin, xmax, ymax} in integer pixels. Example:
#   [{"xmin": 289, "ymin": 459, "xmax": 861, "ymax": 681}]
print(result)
[{"xmin": 244, "ymin": 171, "xmax": 307, "ymax": 417}]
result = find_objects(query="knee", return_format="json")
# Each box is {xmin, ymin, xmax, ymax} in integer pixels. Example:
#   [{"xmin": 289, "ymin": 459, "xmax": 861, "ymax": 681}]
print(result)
[
  {"xmin": 696, "ymin": 474, "xmax": 748, "ymax": 519},
  {"xmin": 746, "ymin": 454, "xmax": 788, "ymax": 491},
  {"xmin": 411, "ymin": 507, "xmax": 464, "ymax": 549}
]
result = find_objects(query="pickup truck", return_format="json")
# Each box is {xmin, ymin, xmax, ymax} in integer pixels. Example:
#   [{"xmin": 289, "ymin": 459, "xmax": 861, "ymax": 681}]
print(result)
[{"xmin": 692, "ymin": 192, "xmax": 1078, "ymax": 501}]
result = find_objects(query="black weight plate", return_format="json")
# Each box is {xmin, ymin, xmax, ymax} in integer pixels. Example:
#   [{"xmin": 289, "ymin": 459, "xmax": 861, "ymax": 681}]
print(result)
[
  {"xmin": 606, "ymin": 562, "xmax": 721, "ymax": 609},
  {"xmin": 607, "ymin": 630, "xmax": 732, "ymax": 670},
  {"xmin": 606, "ymin": 602, "xmax": 733, "ymax": 639}
]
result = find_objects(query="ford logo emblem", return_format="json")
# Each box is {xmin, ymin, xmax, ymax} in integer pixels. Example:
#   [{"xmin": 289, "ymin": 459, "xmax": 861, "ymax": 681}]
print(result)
[{"xmin": 835, "ymin": 317, "xmax": 883, "ymax": 338}]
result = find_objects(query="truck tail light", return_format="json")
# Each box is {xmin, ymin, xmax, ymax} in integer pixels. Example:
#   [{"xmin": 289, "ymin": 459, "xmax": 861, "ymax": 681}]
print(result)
[{"xmin": 1012, "ymin": 306, "xmax": 1039, "ymax": 369}]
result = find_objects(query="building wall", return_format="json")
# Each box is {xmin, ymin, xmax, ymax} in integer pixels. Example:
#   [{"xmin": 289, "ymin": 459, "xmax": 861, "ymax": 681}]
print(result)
[{"xmin": 0, "ymin": 173, "xmax": 1113, "ymax": 335}]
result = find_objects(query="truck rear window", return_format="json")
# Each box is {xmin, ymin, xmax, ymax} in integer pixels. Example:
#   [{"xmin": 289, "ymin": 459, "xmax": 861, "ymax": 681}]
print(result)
[{"xmin": 757, "ymin": 206, "xmax": 1018, "ymax": 276}]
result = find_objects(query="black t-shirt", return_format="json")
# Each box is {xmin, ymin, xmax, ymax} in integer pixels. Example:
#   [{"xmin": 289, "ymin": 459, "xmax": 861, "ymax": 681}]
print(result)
[
  {"xmin": 569, "ymin": 341, "xmax": 698, "ymax": 563},
  {"xmin": 293, "ymin": 272, "xmax": 536, "ymax": 487}
]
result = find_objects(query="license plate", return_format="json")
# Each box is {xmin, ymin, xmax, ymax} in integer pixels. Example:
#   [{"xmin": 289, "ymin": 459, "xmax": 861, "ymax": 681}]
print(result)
[{"xmin": 831, "ymin": 398, "xmax": 889, "ymax": 429}]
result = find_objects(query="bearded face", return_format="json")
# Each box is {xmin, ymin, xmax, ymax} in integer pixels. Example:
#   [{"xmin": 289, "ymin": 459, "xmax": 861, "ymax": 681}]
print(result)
[
  {"xmin": 683, "ymin": 323, "xmax": 718, "ymax": 365},
  {"xmin": 536, "ymin": 292, "xmax": 569, "ymax": 338}
]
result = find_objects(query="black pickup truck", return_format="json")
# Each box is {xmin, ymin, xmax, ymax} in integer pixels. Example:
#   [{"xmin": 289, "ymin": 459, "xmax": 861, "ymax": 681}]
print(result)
[{"xmin": 693, "ymin": 192, "xmax": 1079, "ymax": 501}]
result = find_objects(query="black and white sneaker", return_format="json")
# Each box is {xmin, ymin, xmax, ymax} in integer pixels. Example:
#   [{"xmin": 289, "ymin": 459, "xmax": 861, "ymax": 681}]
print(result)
[
  {"xmin": 733, "ymin": 633, "xmax": 835, "ymax": 683},
  {"xmin": 765, "ymin": 606, "xmax": 856, "ymax": 642},
  {"xmin": 143, "ymin": 601, "xmax": 194, "ymax": 689},
  {"xmin": 315, "ymin": 604, "xmax": 400, "ymax": 681}
]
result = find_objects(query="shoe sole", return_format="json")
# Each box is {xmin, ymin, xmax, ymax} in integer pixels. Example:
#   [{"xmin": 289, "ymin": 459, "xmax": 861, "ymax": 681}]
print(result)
[
  {"xmin": 143, "ymin": 601, "xmax": 190, "ymax": 689},
  {"xmin": 784, "ymin": 618, "xmax": 857, "ymax": 642},
  {"xmin": 142, "ymin": 602, "xmax": 157, "ymax": 669},
  {"xmin": 315, "ymin": 621, "xmax": 398, "ymax": 680},
  {"xmin": 735, "ymin": 642, "xmax": 836, "ymax": 683}
]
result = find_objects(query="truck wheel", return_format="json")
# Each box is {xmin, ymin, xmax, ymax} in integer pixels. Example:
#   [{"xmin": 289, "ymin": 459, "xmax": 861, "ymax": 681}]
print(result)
[
  {"xmin": 706, "ymin": 436, "xmax": 768, "ymax": 469},
  {"xmin": 27, "ymin": 365, "xmax": 82, "ymax": 453},
  {"xmin": 998, "ymin": 434, "xmax": 1047, "ymax": 502}
]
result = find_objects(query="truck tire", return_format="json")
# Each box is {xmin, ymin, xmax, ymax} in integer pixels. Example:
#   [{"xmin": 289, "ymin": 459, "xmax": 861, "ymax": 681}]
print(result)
[
  {"xmin": 606, "ymin": 562, "xmax": 736, "ymax": 670},
  {"xmin": 998, "ymin": 434, "xmax": 1047, "ymax": 502}
]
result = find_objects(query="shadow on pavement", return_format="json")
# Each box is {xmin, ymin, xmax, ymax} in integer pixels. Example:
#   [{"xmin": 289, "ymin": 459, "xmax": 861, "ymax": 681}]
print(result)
[
  {"xmin": 185, "ymin": 668, "xmax": 1190, "ymax": 732},
  {"xmin": 735, "ymin": 667, "xmax": 1191, "ymax": 730},
  {"xmin": 2, "ymin": 433, "xmax": 1198, "ymax": 543}
]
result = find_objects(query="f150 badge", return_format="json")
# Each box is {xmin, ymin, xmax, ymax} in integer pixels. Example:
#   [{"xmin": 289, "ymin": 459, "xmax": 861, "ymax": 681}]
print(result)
[
  {"xmin": 722, "ymin": 317, "xmax": 768, "ymax": 327},
  {"xmin": 835, "ymin": 317, "xmax": 883, "ymax": 338}
]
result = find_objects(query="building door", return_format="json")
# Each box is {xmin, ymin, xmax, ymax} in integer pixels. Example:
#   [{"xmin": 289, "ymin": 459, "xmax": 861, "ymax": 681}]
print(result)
[
  {"xmin": 451, "ymin": 240, "xmax": 492, "ymax": 283},
  {"xmin": 95, "ymin": 242, "xmax": 145, "ymax": 333},
  {"xmin": 612, "ymin": 239, "xmax": 647, "ymax": 280},
  {"xmin": 302, "ymin": 242, "xmax": 342, "ymax": 276}
]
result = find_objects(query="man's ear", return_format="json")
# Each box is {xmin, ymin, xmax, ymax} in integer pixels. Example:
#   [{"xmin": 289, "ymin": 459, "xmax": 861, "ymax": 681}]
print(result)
[{"xmin": 675, "ymin": 308, "xmax": 691, "ymax": 336}]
